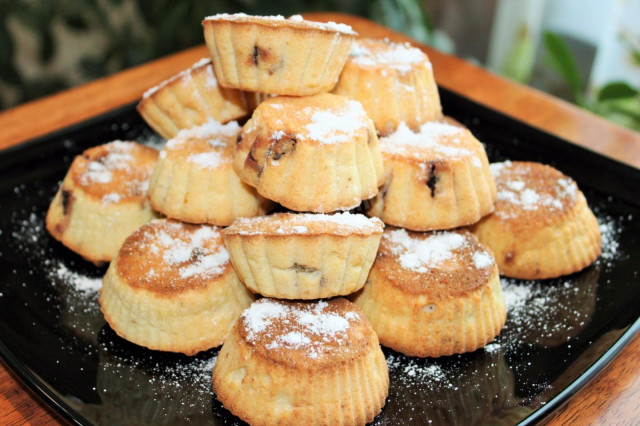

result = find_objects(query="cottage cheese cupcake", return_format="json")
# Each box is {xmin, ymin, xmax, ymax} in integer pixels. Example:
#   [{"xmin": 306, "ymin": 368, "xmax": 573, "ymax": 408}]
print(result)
[
  {"xmin": 100, "ymin": 219, "xmax": 255, "ymax": 355},
  {"xmin": 223, "ymin": 212, "xmax": 384, "ymax": 299},
  {"xmin": 148, "ymin": 120, "xmax": 273, "ymax": 225},
  {"xmin": 203, "ymin": 14, "xmax": 356, "ymax": 95},
  {"xmin": 333, "ymin": 38, "xmax": 442, "ymax": 135},
  {"xmin": 46, "ymin": 141, "xmax": 159, "ymax": 264},
  {"xmin": 213, "ymin": 298, "xmax": 389, "ymax": 426},
  {"xmin": 366, "ymin": 120, "xmax": 496, "ymax": 231},
  {"xmin": 234, "ymin": 93, "xmax": 384, "ymax": 212},
  {"xmin": 352, "ymin": 228, "xmax": 506, "ymax": 357},
  {"xmin": 471, "ymin": 161, "xmax": 601, "ymax": 279},
  {"xmin": 137, "ymin": 58, "xmax": 253, "ymax": 139}
]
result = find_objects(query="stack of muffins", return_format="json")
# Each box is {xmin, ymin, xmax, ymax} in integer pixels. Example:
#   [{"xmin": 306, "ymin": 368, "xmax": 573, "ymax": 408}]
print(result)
[{"xmin": 45, "ymin": 13, "xmax": 604, "ymax": 426}]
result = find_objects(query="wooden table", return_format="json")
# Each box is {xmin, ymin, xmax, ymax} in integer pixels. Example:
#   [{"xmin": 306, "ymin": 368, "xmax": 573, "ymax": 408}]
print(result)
[{"xmin": 0, "ymin": 12, "xmax": 638, "ymax": 426}]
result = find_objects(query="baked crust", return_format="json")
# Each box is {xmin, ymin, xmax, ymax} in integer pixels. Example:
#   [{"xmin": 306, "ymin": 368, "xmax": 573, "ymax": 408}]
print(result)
[
  {"xmin": 212, "ymin": 298, "xmax": 388, "ymax": 426},
  {"xmin": 234, "ymin": 94, "xmax": 384, "ymax": 212},
  {"xmin": 148, "ymin": 120, "xmax": 273, "ymax": 225},
  {"xmin": 202, "ymin": 14, "xmax": 355, "ymax": 95},
  {"xmin": 223, "ymin": 212, "xmax": 384, "ymax": 299},
  {"xmin": 137, "ymin": 58, "xmax": 253, "ymax": 140},
  {"xmin": 333, "ymin": 38, "xmax": 442, "ymax": 135},
  {"xmin": 99, "ymin": 219, "xmax": 255, "ymax": 355},
  {"xmin": 366, "ymin": 118, "xmax": 496, "ymax": 231},
  {"xmin": 352, "ymin": 228, "xmax": 506, "ymax": 357},
  {"xmin": 46, "ymin": 141, "xmax": 159, "ymax": 264},
  {"xmin": 471, "ymin": 161, "xmax": 602, "ymax": 279}
]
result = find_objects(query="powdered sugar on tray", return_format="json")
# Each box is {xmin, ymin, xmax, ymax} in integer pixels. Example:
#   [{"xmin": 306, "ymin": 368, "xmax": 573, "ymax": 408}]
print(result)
[
  {"xmin": 96, "ymin": 340, "xmax": 219, "ymax": 421},
  {"xmin": 598, "ymin": 214, "xmax": 623, "ymax": 265},
  {"xmin": 53, "ymin": 263, "xmax": 102, "ymax": 294},
  {"xmin": 498, "ymin": 272, "xmax": 599, "ymax": 351}
]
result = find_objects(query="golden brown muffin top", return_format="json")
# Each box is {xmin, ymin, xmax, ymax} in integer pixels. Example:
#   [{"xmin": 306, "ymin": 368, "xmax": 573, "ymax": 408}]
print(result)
[
  {"xmin": 379, "ymin": 120, "xmax": 486, "ymax": 166},
  {"xmin": 202, "ymin": 13, "xmax": 356, "ymax": 35},
  {"xmin": 160, "ymin": 120, "xmax": 240, "ymax": 169},
  {"xmin": 116, "ymin": 219, "xmax": 231, "ymax": 295},
  {"xmin": 347, "ymin": 38, "xmax": 431, "ymax": 73},
  {"xmin": 224, "ymin": 212, "xmax": 384, "ymax": 237},
  {"xmin": 69, "ymin": 141, "xmax": 158, "ymax": 203},
  {"xmin": 241, "ymin": 93, "xmax": 371, "ymax": 146},
  {"xmin": 141, "ymin": 58, "xmax": 215, "ymax": 99},
  {"xmin": 375, "ymin": 228, "xmax": 496, "ymax": 299},
  {"xmin": 237, "ymin": 298, "xmax": 375, "ymax": 367},
  {"xmin": 490, "ymin": 161, "xmax": 580, "ymax": 223}
]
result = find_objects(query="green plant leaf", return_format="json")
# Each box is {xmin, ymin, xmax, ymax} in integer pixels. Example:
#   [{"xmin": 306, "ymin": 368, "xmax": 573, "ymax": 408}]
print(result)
[
  {"xmin": 503, "ymin": 24, "xmax": 535, "ymax": 83},
  {"xmin": 369, "ymin": 0, "xmax": 431, "ymax": 44},
  {"xmin": 598, "ymin": 81, "xmax": 639, "ymax": 101},
  {"xmin": 543, "ymin": 31, "xmax": 583, "ymax": 103},
  {"xmin": 618, "ymin": 31, "xmax": 640, "ymax": 67}
]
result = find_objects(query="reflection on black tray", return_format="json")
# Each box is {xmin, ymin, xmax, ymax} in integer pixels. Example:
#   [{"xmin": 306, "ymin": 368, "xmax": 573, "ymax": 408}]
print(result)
[{"xmin": 0, "ymin": 89, "xmax": 639, "ymax": 426}]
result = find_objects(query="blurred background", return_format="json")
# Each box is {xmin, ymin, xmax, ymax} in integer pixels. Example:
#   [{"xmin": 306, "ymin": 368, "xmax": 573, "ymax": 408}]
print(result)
[{"xmin": 0, "ymin": 0, "xmax": 638, "ymax": 131}]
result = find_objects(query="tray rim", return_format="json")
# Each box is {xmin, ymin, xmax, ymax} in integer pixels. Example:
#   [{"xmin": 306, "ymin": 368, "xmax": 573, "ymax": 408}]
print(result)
[{"xmin": 1, "ymin": 93, "xmax": 639, "ymax": 426}]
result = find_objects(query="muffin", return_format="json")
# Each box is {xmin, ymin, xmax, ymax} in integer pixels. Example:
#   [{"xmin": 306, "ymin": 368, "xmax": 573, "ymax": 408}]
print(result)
[
  {"xmin": 100, "ymin": 219, "xmax": 255, "ymax": 355},
  {"xmin": 212, "ymin": 298, "xmax": 389, "ymax": 426},
  {"xmin": 366, "ymin": 120, "xmax": 496, "ymax": 231},
  {"xmin": 202, "ymin": 14, "xmax": 356, "ymax": 95},
  {"xmin": 223, "ymin": 212, "xmax": 384, "ymax": 299},
  {"xmin": 471, "ymin": 161, "xmax": 602, "ymax": 279},
  {"xmin": 46, "ymin": 141, "xmax": 159, "ymax": 264},
  {"xmin": 352, "ymin": 228, "xmax": 506, "ymax": 357},
  {"xmin": 148, "ymin": 120, "xmax": 273, "ymax": 225},
  {"xmin": 333, "ymin": 38, "xmax": 442, "ymax": 135},
  {"xmin": 234, "ymin": 93, "xmax": 384, "ymax": 212},
  {"xmin": 137, "ymin": 58, "xmax": 253, "ymax": 139}
]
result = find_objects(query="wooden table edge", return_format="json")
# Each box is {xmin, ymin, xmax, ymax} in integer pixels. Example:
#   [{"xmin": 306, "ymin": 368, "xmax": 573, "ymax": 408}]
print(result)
[{"xmin": 0, "ymin": 11, "xmax": 638, "ymax": 426}]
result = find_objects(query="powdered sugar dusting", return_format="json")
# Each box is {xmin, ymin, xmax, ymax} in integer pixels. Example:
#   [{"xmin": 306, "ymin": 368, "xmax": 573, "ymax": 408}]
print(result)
[
  {"xmin": 228, "ymin": 212, "xmax": 383, "ymax": 235},
  {"xmin": 492, "ymin": 161, "xmax": 578, "ymax": 216},
  {"xmin": 169, "ymin": 120, "xmax": 239, "ymax": 146},
  {"xmin": 472, "ymin": 251, "xmax": 494, "ymax": 269},
  {"xmin": 242, "ymin": 299, "xmax": 360, "ymax": 358},
  {"xmin": 384, "ymin": 122, "xmax": 462, "ymax": 145},
  {"xmin": 204, "ymin": 13, "xmax": 355, "ymax": 34},
  {"xmin": 142, "ymin": 58, "xmax": 213, "ymax": 98},
  {"xmin": 384, "ymin": 229, "xmax": 466, "ymax": 273},
  {"xmin": 303, "ymin": 100, "xmax": 369, "ymax": 144},
  {"xmin": 80, "ymin": 141, "xmax": 135, "ymax": 186},
  {"xmin": 350, "ymin": 40, "xmax": 427, "ymax": 73},
  {"xmin": 380, "ymin": 122, "xmax": 477, "ymax": 160},
  {"xmin": 187, "ymin": 151, "xmax": 224, "ymax": 169},
  {"xmin": 148, "ymin": 222, "xmax": 229, "ymax": 279},
  {"xmin": 53, "ymin": 263, "xmax": 102, "ymax": 294}
]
